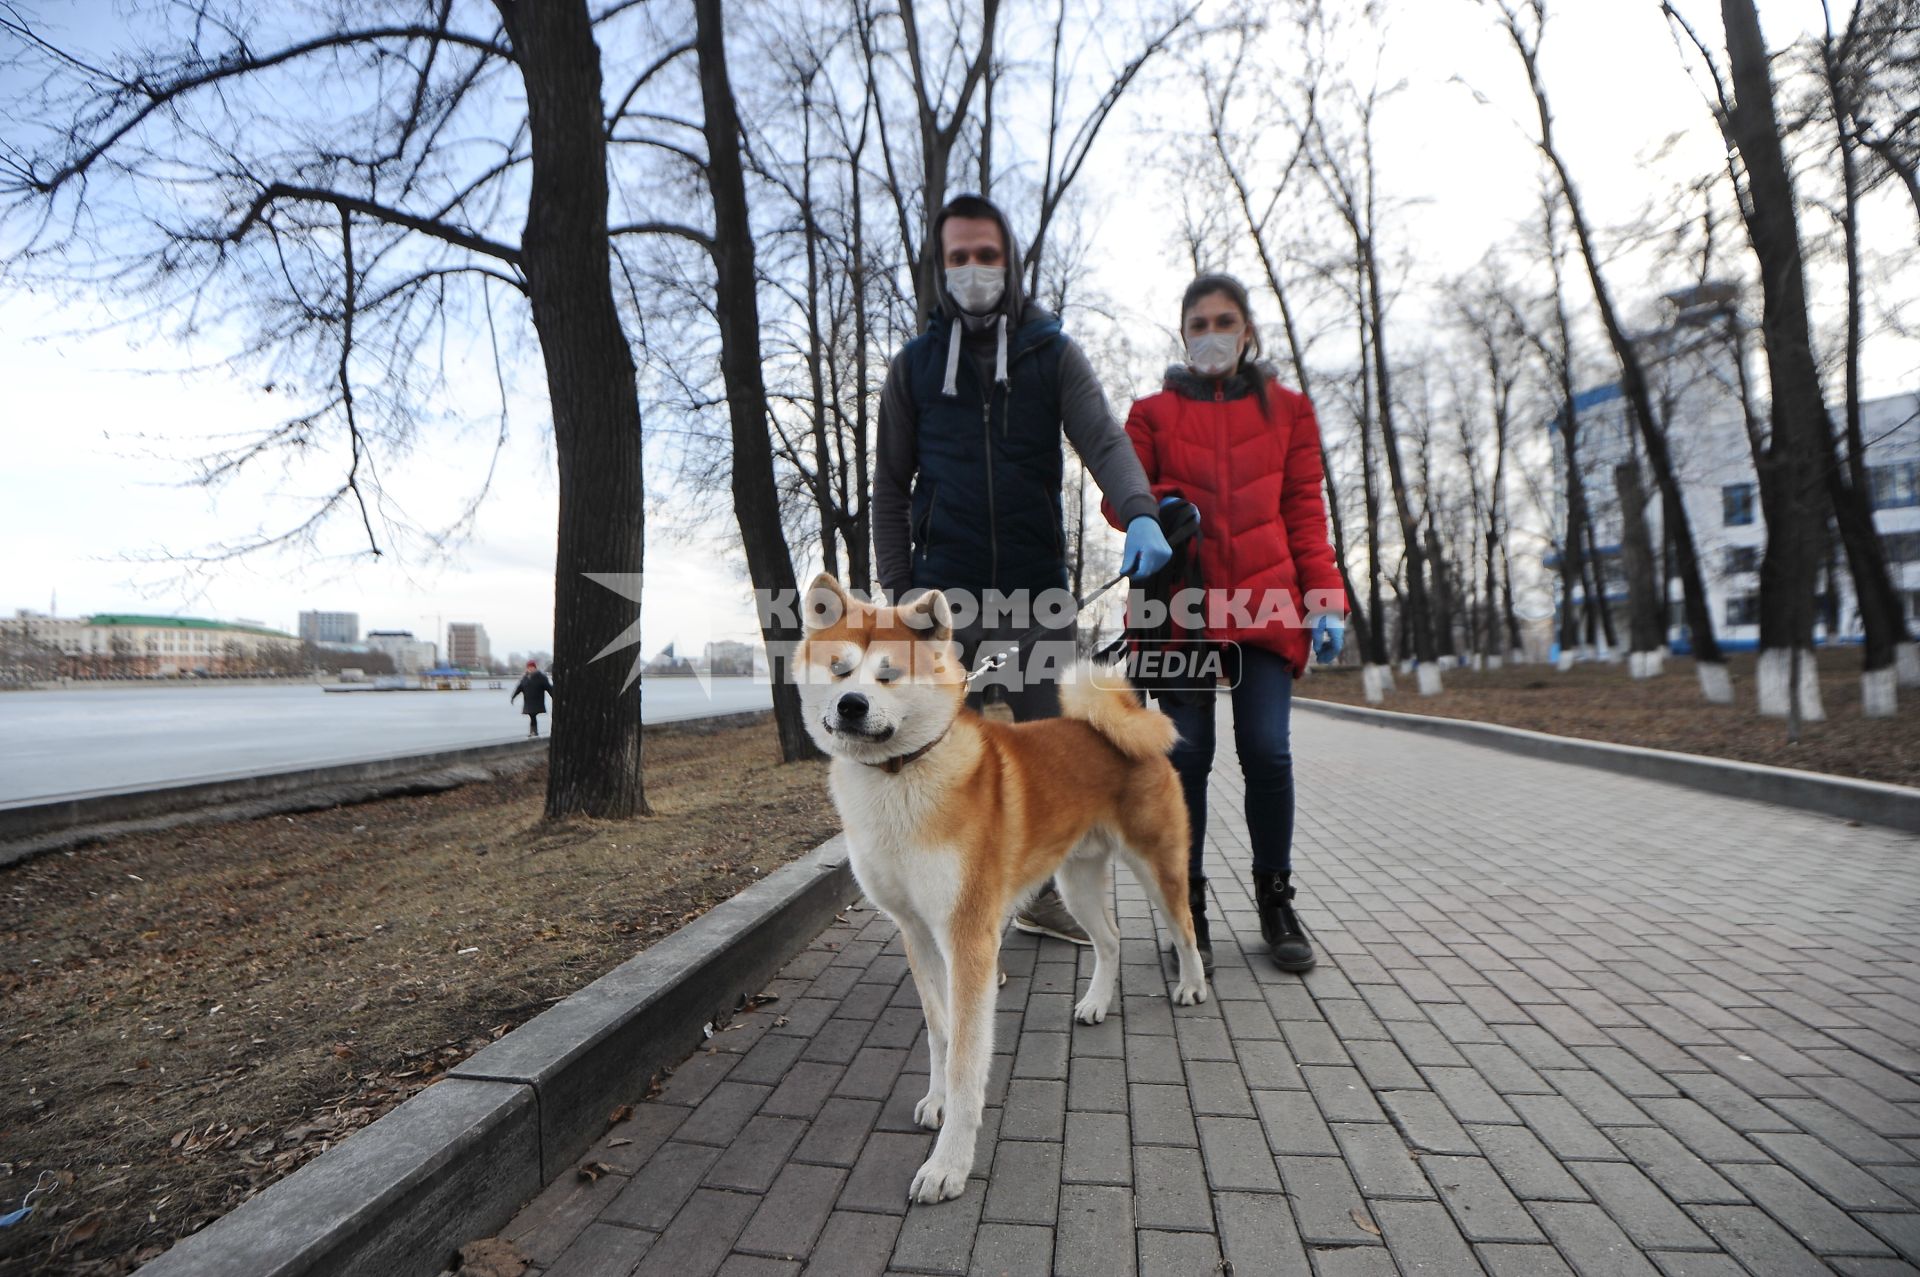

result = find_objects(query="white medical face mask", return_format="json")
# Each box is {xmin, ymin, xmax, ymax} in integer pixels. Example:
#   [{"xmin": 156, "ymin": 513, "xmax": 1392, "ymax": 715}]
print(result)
[
  {"xmin": 946, "ymin": 265, "xmax": 1006, "ymax": 315},
  {"xmin": 1186, "ymin": 331, "xmax": 1242, "ymax": 377}
]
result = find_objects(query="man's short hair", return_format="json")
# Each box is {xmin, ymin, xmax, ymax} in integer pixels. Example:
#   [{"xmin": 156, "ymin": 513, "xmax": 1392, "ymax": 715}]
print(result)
[{"xmin": 935, "ymin": 194, "xmax": 1005, "ymax": 250}]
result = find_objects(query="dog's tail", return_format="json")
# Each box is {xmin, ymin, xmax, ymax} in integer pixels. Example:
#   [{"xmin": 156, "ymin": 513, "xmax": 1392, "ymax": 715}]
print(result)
[{"xmin": 1058, "ymin": 661, "xmax": 1177, "ymax": 761}]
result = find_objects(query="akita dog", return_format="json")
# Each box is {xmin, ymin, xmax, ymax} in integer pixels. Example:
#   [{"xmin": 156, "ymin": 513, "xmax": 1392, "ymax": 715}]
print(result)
[{"xmin": 795, "ymin": 574, "xmax": 1209, "ymax": 1203}]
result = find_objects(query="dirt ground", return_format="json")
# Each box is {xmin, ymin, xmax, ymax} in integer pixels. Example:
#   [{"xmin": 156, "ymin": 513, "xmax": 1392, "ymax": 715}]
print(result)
[
  {"xmin": 0, "ymin": 717, "xmax": 834, "ymax": 1277},
  {"xmin": 1300, "ymin": 648, "xmax": 1920, "ymax": 787}
]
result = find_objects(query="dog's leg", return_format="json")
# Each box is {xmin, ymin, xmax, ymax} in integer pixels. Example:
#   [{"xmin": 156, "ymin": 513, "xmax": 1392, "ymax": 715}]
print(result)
[
  {"xmin": 908, "ymin": 918, "xmax": 997, "ymax": 1203},
  {"xmin": 898, "ymin": 921, "xmax": 950, "ymax": 1130},
  {"xmin": 1120, "ymin": 839, "xmax": 1210, "ymax": 1007},
  {"xmin": 1054, "ymin": 853, "xmax": 1122, "ymax": 1024}
]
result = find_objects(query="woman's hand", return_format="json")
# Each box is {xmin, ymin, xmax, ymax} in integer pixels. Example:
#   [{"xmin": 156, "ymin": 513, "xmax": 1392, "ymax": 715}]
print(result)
[
  {"xmin": 1311, "ymin": 615, "xmax": 1345, "ymax": 665},
  {"xmin": 1122, "ymin": 515, "xmax": 1173, "ymax": 578}
]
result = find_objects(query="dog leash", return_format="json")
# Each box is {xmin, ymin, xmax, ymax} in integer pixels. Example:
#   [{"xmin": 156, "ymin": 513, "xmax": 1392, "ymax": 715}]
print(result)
[{"xmin": 964, "ymin": 569, "xmax": 1128, "ymax": 683}]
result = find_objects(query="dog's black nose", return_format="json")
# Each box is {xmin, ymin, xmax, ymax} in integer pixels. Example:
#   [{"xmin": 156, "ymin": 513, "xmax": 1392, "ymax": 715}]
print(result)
[{"xmin": 838, "ymin": 692, "xmax": 869, "ymax": 719}]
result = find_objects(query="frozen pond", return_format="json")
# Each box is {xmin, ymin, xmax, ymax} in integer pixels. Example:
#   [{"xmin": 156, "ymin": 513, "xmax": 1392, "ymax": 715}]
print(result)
[{"xmin": 0, "ymin": 678, "xmax": 773, "ymax": 803}]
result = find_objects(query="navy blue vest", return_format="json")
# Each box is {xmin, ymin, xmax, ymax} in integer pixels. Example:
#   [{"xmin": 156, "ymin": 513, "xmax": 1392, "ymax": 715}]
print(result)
[{"xmin": 904, "ymin": 311, "xmax": 1070, "ymax": 596}]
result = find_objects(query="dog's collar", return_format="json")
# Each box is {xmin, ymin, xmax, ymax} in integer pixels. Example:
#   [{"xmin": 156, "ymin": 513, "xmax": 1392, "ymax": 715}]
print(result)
[{"xmin": 867, "ymin": 730, "xmax": 947, "ymax": 775}]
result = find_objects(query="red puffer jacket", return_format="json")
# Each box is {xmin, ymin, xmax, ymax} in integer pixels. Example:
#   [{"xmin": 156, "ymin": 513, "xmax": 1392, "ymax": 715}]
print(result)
[{"xmin": 1104, "ymin": 366, "xmax": 1348, "ymax": 674}]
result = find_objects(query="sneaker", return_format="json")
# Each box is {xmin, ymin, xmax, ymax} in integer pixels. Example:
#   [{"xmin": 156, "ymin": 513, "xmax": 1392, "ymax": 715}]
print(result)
[{"xmin": 1012, "ymin": 883, "xmax": 1092, "ymax": 945}]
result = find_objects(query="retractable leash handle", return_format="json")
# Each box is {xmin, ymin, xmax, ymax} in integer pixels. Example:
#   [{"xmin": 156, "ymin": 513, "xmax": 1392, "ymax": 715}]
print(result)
[{"xmin": 962, "ymin": 499, "xmax": 1201, "ymax": 684}]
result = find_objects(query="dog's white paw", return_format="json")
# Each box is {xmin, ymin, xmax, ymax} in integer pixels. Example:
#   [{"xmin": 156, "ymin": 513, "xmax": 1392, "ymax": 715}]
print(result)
[
  {"xmin": 1173, "ymin": 979, "xmax": 1209, "ymax": 1006},
  {"xmin": 908, "ymin": 1154, "xmax": 972, "ymax": 1203},
  {"xmin": 1073, "ymin": 993, "xmax": 1111, "ymax": 1025},
  {"xmin": 913, "ymin": 1091, "xmax": 947, "ymax": 1129}
]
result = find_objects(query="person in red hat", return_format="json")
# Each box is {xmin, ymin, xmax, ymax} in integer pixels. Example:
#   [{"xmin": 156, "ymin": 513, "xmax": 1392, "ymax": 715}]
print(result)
[{"xmin": 510, "ymin": 660, "xmax": 554, "ymax": 738}]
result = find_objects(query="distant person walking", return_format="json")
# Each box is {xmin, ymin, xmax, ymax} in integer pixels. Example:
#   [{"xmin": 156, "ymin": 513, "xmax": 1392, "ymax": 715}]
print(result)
[{"xmin": 510, "ymin": 661, "xmax": 554, "ymax": 738}]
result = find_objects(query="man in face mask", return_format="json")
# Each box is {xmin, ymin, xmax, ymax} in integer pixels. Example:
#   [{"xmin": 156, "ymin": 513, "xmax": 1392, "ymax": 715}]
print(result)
[{"xmin": 873, "ymin": 193, "xmax": 1171, "ymax": 946}]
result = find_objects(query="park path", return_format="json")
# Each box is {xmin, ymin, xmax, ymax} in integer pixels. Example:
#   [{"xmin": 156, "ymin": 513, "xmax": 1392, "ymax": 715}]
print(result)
[{"xmin": 492, "ymin": 705, "xmax": 1920, "ymax": 1276}]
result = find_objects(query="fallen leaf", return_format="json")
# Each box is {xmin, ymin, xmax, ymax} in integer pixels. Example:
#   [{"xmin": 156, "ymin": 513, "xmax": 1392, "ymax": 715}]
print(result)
[
  {"xmin": 607, "ymin": 1103, "xmax": 633, "ymax": 1126},
  {"xmin": 454, "ymin": 1235, "xmax": 528, "ymax": 1277},
  {"xmin": 607, "ymin": 1138, "xmax": 633, "ymax": 1148},
  {"xmin": 1350, "ymin": 1207, "xmax": 1381, "ymax": 1237},
  {"xmin": 576, "ymin": 1161, "xmax": 620, "ymax": 1183}
]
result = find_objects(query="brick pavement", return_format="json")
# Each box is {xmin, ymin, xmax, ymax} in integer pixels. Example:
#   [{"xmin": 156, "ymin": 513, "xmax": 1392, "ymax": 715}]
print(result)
[{"xmin": 494, "ymin": 707, "xmax": 1920, "ymax": 1276}]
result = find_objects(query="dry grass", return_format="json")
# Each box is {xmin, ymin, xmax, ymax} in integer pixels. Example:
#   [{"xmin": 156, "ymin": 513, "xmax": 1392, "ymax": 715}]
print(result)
[
  {"xmin": 0, "ymin": 717, "xmax": 834, "ymax": 1276},
  {"xmin": 1299, "ymin": 648, "xmax": 1920, "ymax": 787}
]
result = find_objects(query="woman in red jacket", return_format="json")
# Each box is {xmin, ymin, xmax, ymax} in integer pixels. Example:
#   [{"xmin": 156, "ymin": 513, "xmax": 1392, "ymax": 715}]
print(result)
[{"xmin": 1114, "ymin": 274, "xmax": 1347, "ymax": 973}]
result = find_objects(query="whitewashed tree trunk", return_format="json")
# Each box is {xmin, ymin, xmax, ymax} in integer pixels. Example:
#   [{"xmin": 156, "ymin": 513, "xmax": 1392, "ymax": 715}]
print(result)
[
  {"xmin": 1697, "ymin": 661, "xmax": 1733, "ymax": 704},
  {"xmin": 1896, "ymin": 641, "xmax": 1920, "ymax": 688},
  {"xmin": 1757, "ymin": 648, "xmax": 1824, "ymax": 720},
  {"xmin": 1486, "ymin": 654, "xmax": 1504, "ymax": 670},
  {"xmin": 1416, "ymin": 663, "xmax": 1444, "ymax": 695},
  {"xmin": 1862, "ymin": 666, "xmax": 1897, "ymax": 718},
  {"xmin": 1555, "ymin": 650, "xmax": 1575, "ymax": 671},
  {"xmin": 1362, "ymin": 663, "xmax": 1393, "ymax": 704},
  {"xmin": 1628, "ymin": 649, "xmax": 1664, "ymax": 679}
]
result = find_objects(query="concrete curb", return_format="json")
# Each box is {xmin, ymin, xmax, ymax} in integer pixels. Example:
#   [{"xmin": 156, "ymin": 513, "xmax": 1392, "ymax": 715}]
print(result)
[
  {"xmin": 138, "ymin": 831, "xmax": 857, "ymax": 1277},
  {"xmin": 1295, "ymin": 696, "xmax": 1920, "ymax": 834}
]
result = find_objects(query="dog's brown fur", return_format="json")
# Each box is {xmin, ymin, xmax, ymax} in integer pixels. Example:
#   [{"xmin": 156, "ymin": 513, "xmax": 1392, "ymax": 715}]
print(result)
[{"xmin": 795, "ymin": 574, "xmax": 1207, "ymax": 1202}]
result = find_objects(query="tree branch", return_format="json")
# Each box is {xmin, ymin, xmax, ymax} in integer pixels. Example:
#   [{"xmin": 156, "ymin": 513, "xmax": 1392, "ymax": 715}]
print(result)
[{"xmin": 231, "ymin": 183, "xmax": 522, "ymax": 264}]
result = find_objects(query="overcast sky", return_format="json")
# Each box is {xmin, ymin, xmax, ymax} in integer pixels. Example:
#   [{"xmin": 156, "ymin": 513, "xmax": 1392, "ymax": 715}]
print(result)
[{"xmin": 1, "ymin": 0, "xmax": 1912, "ymax": 659}]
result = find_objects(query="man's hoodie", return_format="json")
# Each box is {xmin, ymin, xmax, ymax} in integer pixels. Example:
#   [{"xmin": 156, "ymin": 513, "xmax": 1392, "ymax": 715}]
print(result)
[{"xmin": 873, "ymin": 198, "xmax": 1157, "ymax": 601}]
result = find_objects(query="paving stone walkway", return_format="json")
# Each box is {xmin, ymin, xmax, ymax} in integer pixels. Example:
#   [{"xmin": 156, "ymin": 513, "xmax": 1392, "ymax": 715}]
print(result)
[{"xmin": 495, "ymin": 706, "xmax": 1920, "ymax": 1276}]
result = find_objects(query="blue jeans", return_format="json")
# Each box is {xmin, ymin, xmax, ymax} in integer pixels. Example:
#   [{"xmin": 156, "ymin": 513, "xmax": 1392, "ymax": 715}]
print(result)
[{"xmin": 1158, "ymin": 644, "xmax": 1295, "ymax": 879}]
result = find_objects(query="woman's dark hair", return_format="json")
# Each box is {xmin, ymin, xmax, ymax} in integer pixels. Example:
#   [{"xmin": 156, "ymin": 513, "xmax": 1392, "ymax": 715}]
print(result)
[{"xmin": 1181, "ymin": 273, "xmax": 1270, "ymax": 417}]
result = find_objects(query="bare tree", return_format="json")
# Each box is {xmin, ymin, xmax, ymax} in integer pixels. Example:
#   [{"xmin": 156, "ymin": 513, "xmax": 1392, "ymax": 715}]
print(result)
[
  {"xmin": 1197, "ymin": 10, "xmax": 1375, "ymax": 666},
  {"xmin": 1304, "ymin": 44, "xmax": 1441, "ymax": 691},
  {"xmin": 864, "ymin": 0, "xmax": 1001, "ymax": 326},
  {"xmin": 1486, "ymin": 0, "xmax": 1730, "ymax": 702},
  {"xmin": 1451, "ymin": 265, "xmax": 1529, "ymax": 665},
  {"xmin": 3, "ymin": 0, "xmax": 660, "ymax": 816}
]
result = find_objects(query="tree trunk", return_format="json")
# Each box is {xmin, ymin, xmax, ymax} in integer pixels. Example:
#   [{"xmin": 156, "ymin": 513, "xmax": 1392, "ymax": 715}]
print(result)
[
  {"xmin": 848, "ymin": 86, "xmax": 875, "ymax": 595},
  {"xmin": 1357, "ymin": 272, "xmax": 1391, "ymax": 691},
  {"xmin": 1616, "ymin": 459, "xmax": 1665, "ymax": 674},
  {"xmin": 1821, "ymin": 13, "xmax": 1909, "ymax": 705},
  {"xmin": 694, "ymin": 0, "xmax": 817, "ymax": 761},
  {"xmin": 1583, "ymin": 516, "xmax": 1619, "ymax": 653},
  {"xmin": 505, "ymin": 0, "xmax": 648, "ymax": 820},
  {"xmin": 800, "ymin": 91, "xmax": 839, "ymax": 580},
  {"xmin": 1723, "ymin": 0, "xmax": 1827, "ymax": 724},
  {"xmin": 1367, "ymin": 238, "xmax": 1438, "ymax": 678},
  {"xmin": 1556, "ymin": 403, "xmax": 1593, "ymax": 665}
]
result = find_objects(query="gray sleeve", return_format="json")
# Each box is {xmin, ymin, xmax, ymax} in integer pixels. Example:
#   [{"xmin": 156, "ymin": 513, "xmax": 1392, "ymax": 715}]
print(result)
[
  {"xmin": 1057, "ymin": 338, "xmax": 1157, "ymax": 527},
  {"xmin": 873, "ymin": 354, "xmax": 918, "ymax": 600}
]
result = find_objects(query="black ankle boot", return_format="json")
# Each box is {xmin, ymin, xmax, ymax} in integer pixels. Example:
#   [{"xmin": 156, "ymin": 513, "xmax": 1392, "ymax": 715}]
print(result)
[
  {"xmin": 1253, "ymin": 871, "xmax": 1316, "ymax": 973},
  {"xmin": 1187, "ymin": 877, "xmax": 1215, "ymax": 975}
]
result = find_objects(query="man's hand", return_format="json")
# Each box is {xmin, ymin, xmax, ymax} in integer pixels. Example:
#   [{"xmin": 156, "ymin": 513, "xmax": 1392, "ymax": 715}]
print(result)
[
  {"xmin": 1122, "ymin": 515, "xmax": 1173, "ymax": 579},
  {"xmin": 1311, "ymin": 614, "xmax": 1345, "ymax": 665}
]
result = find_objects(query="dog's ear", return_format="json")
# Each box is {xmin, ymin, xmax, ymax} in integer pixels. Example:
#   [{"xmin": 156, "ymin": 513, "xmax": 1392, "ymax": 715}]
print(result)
[
  {"xmin": 903, "ymin": 588, "xmax": 952, "ymax": 643},
  {"xmin": 803, "ymin": 573, "xmax": 852, "ymax": 632}
]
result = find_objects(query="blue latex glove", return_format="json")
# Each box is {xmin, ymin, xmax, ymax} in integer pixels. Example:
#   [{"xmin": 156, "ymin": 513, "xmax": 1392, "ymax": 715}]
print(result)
[
  {"xmin": 1312, "ymin": 614, "xmax": 1345, "ymax": 664},
  {"xmin": 1122, "ymin": 515, "xmax": 1173, "ymax": 578}
]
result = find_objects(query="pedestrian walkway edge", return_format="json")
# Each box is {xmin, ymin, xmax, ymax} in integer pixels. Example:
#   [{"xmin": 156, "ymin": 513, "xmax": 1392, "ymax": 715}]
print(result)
[
  {"xmin": 136, "ymin": 831, "xmax": 856, "ymax": 1277},
  {"xmin": 1295, "ymin": 696, "xmax": 1920, "ymax": 834}
]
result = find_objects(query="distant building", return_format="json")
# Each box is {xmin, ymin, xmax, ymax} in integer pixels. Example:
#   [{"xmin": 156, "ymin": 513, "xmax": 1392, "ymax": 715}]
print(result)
[
  {"xmin": 447, "ymin": 622, "xmax": 490, "ymax": 670},
  {"xmin": 1551, "ymin": 283, "xmax": 1920, "ymax": 653},
  {"xmin": 299, "ymin": 610, "xmax": 360, "ymax": 644},
  {"xmin": 366, "ymin": 629, "xmax": 439, "ymax": 674},
  {"xmin": 2, "ymin": 611, "xmax": 302, "ymax": 678},
  {"xmin": 704, "ymin": 640, "xmax": 757, "ymax": 677}
]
